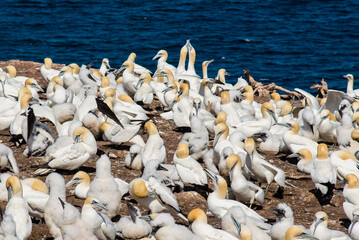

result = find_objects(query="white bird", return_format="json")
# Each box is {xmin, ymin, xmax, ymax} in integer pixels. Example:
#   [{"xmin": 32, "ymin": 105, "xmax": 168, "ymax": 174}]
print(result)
[
  {"xmin": 115, "ymin": 201, "xmax": 152, "ymax": 239},
  {"xmin": 244, "ymin": 138, "xmax": 286, "ymax": 192},
  {"xmin": 40, "ymin": 58, "xmax": 60, "ymax": 82},
  {"xmin": 330, "ymin": 150, "xmax": 359, "ymax": 180},
  {"xmin": 173, "ymin": 142, "xmax": 208, "ymax": 187},
  {"xmin": 152, "ymin": 50, "xmax": 177, "ymax": 75},
  {"xmin": 205, "ymin": 169, "xmax": 266, "ymax": 221},
  {"xmin": 270, "ymin": 203, "xmax": 294, "ymax": 240},
  {"xmin": 343, "ymin": 174, "xmax": 359, "ymax": 221},
  {"xmin": 222, "ymin": 206, "xmax": 271, "ymax": 240},
  {"xmin": 44, "ymin": 173, "xmax": 66, "ymax": 239},
  {"xmin": 129, "ymin": 177, "xmax": 187, "ymax": 221},
  {"xmin": 142, "ymin": 121, "xmax": 166, "ymax": 166},
  {"xmin": 0, "ymin": 143, "xmax": 19, "ymax": 174},
  {"xmin": 86, "ymin": 154, "xmax": 122, "ymax": 218},
  {"xmin": 282, "ymin": 121, "xmax": 318, "ymax": 157},
  {"xmin": 226, "ymin": 154, "xmax": 264, "ymax": 207},
  {"xmin": 100, "ymin": 121, "xmax": 142, "ymax": 146},
  {"xmin": 5, "ymin": 176, "xmax": 32, "ymax": 240},
  {"xmin": 317, "ymin": 109, "xmax": 339, "ymax": 143},
  {"xmin": 126, "ymin": 52, "xmax": 152, "ymax": 76},
  {"xmin": 311, "ymin": 144, "xmax": 336, "ymax": 201},
  {"xmin": 310, "ymin": 211, "xmax": 350, "ymax": 240},
  {"xmin": 188, "ymin": 208, "xmax": 238, "ymax": 240},
  {"xmin": 337, "ymin": 113, "xmax": 354, "ymax": 147},
  {"xmin": 58, "ymin": 198, "xmax": 97, "ymax": 240},
  {"xmin": 66, "ymin": 170, "xmax": 129, "ymax": 200},
  {"xmin": 192, "ymin": 97, "xmax": 216, "ymax": 134},
  {"xmin": 344, "ymin": 74, "xmax": 359, "ymax": 98},
  {"xmin": 44, "ymin": 126, "xmax": 97, "ymax": 170},
  {"xmin": 173, "ymin": 83, "xmax": 192, "ymax": 128},
  {"xmin": 120, "ymin": 60, "xmax": 140, "ymax": 95},
  {"xmin": 134, "ymin": 72, "xmax": 154, "ymax": 105},
  {"xmin": 288, "ymin": 149, "xmax": 313, "ymax": 174},
  {"xmin": 81, "ymin": 197, "xmax": 116, "ymax": 240},
  {"xmin": 125, "ymin": 144, "xmax": 144, "ymax": 171}
]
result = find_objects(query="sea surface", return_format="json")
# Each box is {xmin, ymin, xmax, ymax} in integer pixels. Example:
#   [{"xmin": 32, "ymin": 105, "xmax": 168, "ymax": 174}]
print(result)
[{"xmin": 2, "ymin": 0, "xmax": 359, "ymax": 92}]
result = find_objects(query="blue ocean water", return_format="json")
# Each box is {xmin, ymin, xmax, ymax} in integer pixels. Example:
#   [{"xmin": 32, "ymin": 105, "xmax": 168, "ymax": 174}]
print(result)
[{"xmin": 2, "ymin": 0, "xmax": 359, "ymax": 91}]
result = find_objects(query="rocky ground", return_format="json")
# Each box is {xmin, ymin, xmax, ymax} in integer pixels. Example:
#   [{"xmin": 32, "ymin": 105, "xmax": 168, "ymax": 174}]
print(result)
[{"xmin": 0, "ymin": 60, "xmax": 349, "ymax": 239}]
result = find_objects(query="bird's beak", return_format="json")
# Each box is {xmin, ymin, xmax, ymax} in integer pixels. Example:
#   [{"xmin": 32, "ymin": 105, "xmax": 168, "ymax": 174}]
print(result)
[
  {"xmin": 194, "ymin": 102, "xmax": 200, "ymax": 116},
  {"xmin": 349, "ymin": 214, "xmax": 359, "ymax": 235},
  {"xmin": 139, "ymin": 215, "xmax": 152, "ymax": 222},
  {"xmin": 33, "ymin": 83, "xmax": 44, "ymax": 92},
  {"xmin": 267, "ymin": 109, "xmax": 277, "ymax": 124},
  {"xmin": 65, "ymin": 178, "xmax": 79, "ymax": 188},
  {"xmin": 231, "ymin": 215, "xmax": 241, "ymax": 237},
  {"xmin": 204, "ymin": 169, "xmax": 217, "ymax": 184},
  {"xmin": 92, "ymin": 200, "xmax": 109, "ymax": 211},
  {"xmin": 58, "ymin": 71, "xmax": 65, "ymax": 77},
  {"xmin": 29, "ymin": 97, "xmax": 39, "ymax": 105},
  {"xmin": 152, "ymin": 53, "xmax": 162, "ymax": 60},
  {"xmin": 299, "ymin": 232, "xmax": 319, "ymax": 240},
  {"xmin": 287, "ymin": 153, "xmax": 300, "ymax": 158},
  {"xmin": 213, "ymin": 131, "xmax": 223, "ymax": 147},
  {"xmin": 118, "ymin": 65, "xmax": 126, "ymax": 73},
  {"xmin": 136, "ymin": 78, "xmax": 145, "ymax": 88}
]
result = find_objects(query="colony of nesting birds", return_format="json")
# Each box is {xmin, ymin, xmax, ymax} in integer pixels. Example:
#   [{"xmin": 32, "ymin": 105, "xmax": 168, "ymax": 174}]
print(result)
[{"xmin": 0, "ymin": 40, "xmax": 358, "ymax": 239}]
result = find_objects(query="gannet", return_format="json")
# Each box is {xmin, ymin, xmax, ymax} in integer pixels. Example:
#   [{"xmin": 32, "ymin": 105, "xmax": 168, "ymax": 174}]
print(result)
[
  {"xmin": 0, "ymin": 143, "xmax": 19, "ymax": 174},
  {"xmin": 317, "ymin": 109, "xmax": 339, "ymax": 143},
  {"xmin": 118, "ymin": 60, "xmax": 139, "ymax": 95},
  {"xmin": 142, "ymin": 121, "xmax": 166, "ymax": 166},
  {"xmin": 181, "ymin": 113, "xmax": 209, "ymax": 161},
  {"xmin": 78, "ymin": 63, "xmax": 100, "ymax": 87},
  {"xmin": 66, "ymin": 170, "xmax": 128, "ymax": 200},
  {"xmin": 311, "ymin": 144, "xmax": 336, "ymax": 200},
  {"xmin": 236, "ymin": 102, "xmax": 276, "ymax": 137},
  {"xmin": 219, "ymin": 91, "xmax": 241, "ymax": 127},
  {"xmin": 285, "ymin": 225, "xmax": 318, "ymax": 240},
  {"xmin": 141, "ymin": 213, "xmax": 200, "ymax": 240},
  {"xmin": 134, "ymin": 72, "xmax": 154, "ymax": 105},
  {"xmin": 5, "ymin": 176, "xmax": 32, "ymax": 240},
  {"xmin": 44, "ymin": 126, "xmax": 97, "ymax": 170},
  {"xmin": 205, "ymin": 169, "xmax": 266, "ymax": 221},
  {"xmin": 282, "ymin": 121, "xmax": 318, "ymax": 157},
  {"xmin": 44, "ymin": 173, "xmax": 66, "ymax": 239},
  {"xmin": 115, "ymin": 201, "xmax": 152, "ymax": 239},
  {"xmin": 59, "ymin": 65, "xmax": 82, "ymax": 91},
  {"xmin": 58, "ymin": 198, "xmax": 97, "ymax": 239},
  {"xmin": 100, "ymin": 121, "xmax": 142, "ymax": 146},
  {"xmin": 175, "ymin": 41, "xmax": 188, "ymax": 75},
  {"xmin": 81, "ymin": 197, "xmax": 116, "ymax": 240},
  {"xmin": 129, "ymin": 177, "xmax": 187, "ymax": 221},
  {"xmin": 343, "ymin": 174, "xmax": 359, "ymax": 221},
  {"xmin": 40, "ymin": 57, "xmax": 60, "ymax": 82},
  {"xmin": 330, "ymin": 151, "xmax": 359, "ymax": 180},
  {"xmin": 349, "ymin": 208, "xmax": 359, "ymax": 240},
  {"xmin": 188, "ymin": 208, "xmax": 238, "ymax": 240},
  {"xmin": 270, "ymin": 203, "xmax": 295, "ymax": 240},
  {"xmin": 86, "ymin": 154, "xmax": 122, "ymax": 218},
  {"xmin": 288, "ymin": 149, "xmax": 313, "ymax": 174},
  {"xmin": 344, "ymin": 74, "xmax": 359, "ymax": 98},
  {"xmin": 153, "ymin": 50, "xmax": 176, "ymax": 74},
  {"xmin": 173, "ymin": 83, "xmax": 192, "ymax": 128},
  {"xmin": 244, "ymin": 138, "xmax": 286, "ymax": 192},
  {"xmin": 310, "ymin": 211, "xmax": 350, "ymax": 240},
  {"xmin": 222, "ymin": 206, "xmax": 271, "ymax": 240},
  {"xmin": 337, "ymin": 113, "xmax": 354, "ymax": 147},
  {"xmin": 226, "ymin": 154, "xmax": 264, "ymax": 206},
  {"xmin": 173, "ymin": 142, "xmax": 208, "ymax": 188},
  {"xmin": 127, "ymin": 52, "xmax": 152, "ymax": 75},
  {"xmin": 298, "ymin": 107, "xmax": 319, "ymax": 141},
  {"xmin": 125, "ymin": 144, "xmax": 144, "ymax": 170}
]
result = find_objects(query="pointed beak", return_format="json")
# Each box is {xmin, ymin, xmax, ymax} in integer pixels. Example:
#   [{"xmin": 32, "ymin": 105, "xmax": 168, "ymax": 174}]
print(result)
[
  {"xmin": 267, "ymin": 109, "xmax": 277, "ymax": 124},
  {"xmin": 92, "ymin": 200, "xmax": 109, "ymax": 211},
  {"xmin": 29, "ymin": 97, "xmax": 39, "ymax": 105},
  {"xmin": 118, "ymin": 65, "xmax": 126, "ymax": 73},
  {"xmin": 313, "ymin": 217, "xmax": 324, "ymax": 234},
  {"xmin": 58, "ymin": 197, "xmax": 66, "ymax": 209},
  {"xmin": 32, "ymin": 83, "xmax": 44, "ymax": 92},
  {"xmin": 349, "ymin": 215, "xmax": 359, "ymax": 235},
  {"xmin": 213, "ymin": 131, "xmax": 223, "ymax": 147},
  {"xmin": 288, "ymin": 153, "xmax": 300, "ymax": 158},
  {"xmin": 204, "ymin": 168, "xmax": 217, "ymax": 184},
  {"xmin": 139, "ymin": 215, "xmax": 152, "ymax": 222},
  {"xmin": 194, "ymin": 102, "xmax": 200, "ymax": 116},
  {"xmin": 231, "ymin": 215, "xmax": 241, "ymax": 237},
  {"xmin": 58, "ymin": 71, "xmax": 65, "ymax": 77},
  {"xmin": 299, "ymin": 232, "xmax": 319, "ymax": 240},
  {"xmin": 152, "ymin": 53, "xmax": 161, "ymax": 60},
  {"xmin": 65, "ymin": 178, "xmax": 79, "ymax": 188},
  {"xmin": 136, "ymin": 78, "xmax": 145, "ymax": 88}
]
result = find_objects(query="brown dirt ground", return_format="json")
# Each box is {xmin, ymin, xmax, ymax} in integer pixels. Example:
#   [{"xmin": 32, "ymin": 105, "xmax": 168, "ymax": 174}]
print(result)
[{"xmin": 0, "ymin": 60, "xmax": 350, "ymax": 239}]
